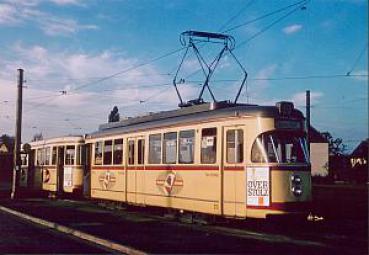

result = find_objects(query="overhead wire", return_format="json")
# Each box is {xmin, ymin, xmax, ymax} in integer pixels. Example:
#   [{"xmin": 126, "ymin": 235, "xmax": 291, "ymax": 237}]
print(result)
[
  {"xmin": 20, "ymin": 0, "xmax": 310, "ymax": 100},
  {"xmin": 346, "ymin": 42, "xmax": 368, "ymax": 76},
  {"xmin": 182, "ymin": 0, "xmax": 309, "ymax": 82},
  {"xmin": 223, "ymin": 0, "xmax": 308, "ymax": 33},
  {"xmin": 191, "ymin": 0, "xmax": 255, "ymax": 71},
  {"xmin": 235, "ymin": 1, "xmax": 308, "ymax": 50},
  {"xmin": 102, "ymin": 82, "xmax": 172, "ymax": 92},
  {"xmin": 186, "ymin": 73, "xmax": 368, "ymax": 83},
  {"xmin": 10, "ymin": 0, "xmax": 365, "ymax": 136},
  {"xmin": 71, "ymin": 47, "xmax": 186, "ymax": 92},
  {"xmin": 25, "ymin": 73, "xmax": 173, "ymax": 83},
  {"xmin": 24, "ymin": 95, "xmax": 64, "ymax": 114},
  {"xmin": 218, "ymin": 0, "xmax": 256, "ymax": 32}
]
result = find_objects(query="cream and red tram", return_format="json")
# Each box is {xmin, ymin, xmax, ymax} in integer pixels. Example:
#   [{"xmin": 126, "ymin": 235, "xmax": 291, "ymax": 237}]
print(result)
[
  {"xmin": 86, "ymin": 101, "xmax": 311, "ymax": 219},
  {"xmin": 28, "ymin": 136, "xmax": 85, "ymax": 195}
]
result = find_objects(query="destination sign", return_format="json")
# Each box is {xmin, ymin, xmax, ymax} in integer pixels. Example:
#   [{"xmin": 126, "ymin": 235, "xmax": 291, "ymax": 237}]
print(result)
[{"xmin": 275, "ymin": 120, "xmax": 302, "ymax": 130}]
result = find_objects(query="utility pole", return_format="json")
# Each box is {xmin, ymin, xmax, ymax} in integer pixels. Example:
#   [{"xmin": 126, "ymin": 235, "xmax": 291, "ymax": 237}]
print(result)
[
  {"xmin": 11, "ymin": 69, "xmax": 24, "ymax": 199},
  {"xmin": 306, "ymin": 90, "xmax": 310, "ymax": 156}
]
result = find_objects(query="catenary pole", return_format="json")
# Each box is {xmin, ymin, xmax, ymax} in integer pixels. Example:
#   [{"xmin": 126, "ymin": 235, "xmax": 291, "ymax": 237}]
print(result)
[
  {"xmin": 306, "ymin": 90, "xmax": 310, "ymax": 157},
  {"xmin": 11, "ymin": 69, "xmax": 24, "ymax": 199}
]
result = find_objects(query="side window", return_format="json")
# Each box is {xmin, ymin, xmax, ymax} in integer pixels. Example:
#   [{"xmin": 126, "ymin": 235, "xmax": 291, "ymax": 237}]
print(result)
[
  {"xmin": 113, "ymin": 139, "xmax": 123, "ymax": 165},
  {"xmin": 149, "ymin": 134, "xmax": 161, "ymax": 164},
  {"xmin": 179, "ymin": 130, "xmax": 195, "ymax": 164},
  {"xmin": 36, "ymin": 149, "xmax": 40, "ymax": 165},
  {"xmin": 21, "ymin": 154, "xmax": 28, "ymax": 166},
  {"xmin": 65, "ymin": 145, "xmax": 75, "ymax": 165},
  {"xmin": 201, "ymin": 128, "xmax": 217, "ymax": 164},
  {"xmin": 37, "ymin": 149, "xmax": 44, "ymax": 165},
  {"xmin": 76, "ymin": 145, "xmax": 82, "ymax": 165},
  {"xmin": 138, "ymin": 139, "xmax": 145, "ymax": 165},
  {"xmin": 163, "ymin": 132, "xmax": 177, "ymax": 164},
  {"xmin": 226, "ymin": 129, "xmax": 244, "ymax": 163},
  {"xmin": 103, "ymin": 140, "xmax": 112, "ymax": 165},
  {"xmin": 128, "ymin": 140, "xmax": 135, "ymax": 165},
  {"xmin": 95, "ymin": 142, "xmax": 103, "ymax": 165},
  {"xmin": 44, "ymin": 147, "xmax": 50, "ymax": 165},
  {"xmin": 52, "ymin": 147, "xmax": 57, "ymax": 165}
]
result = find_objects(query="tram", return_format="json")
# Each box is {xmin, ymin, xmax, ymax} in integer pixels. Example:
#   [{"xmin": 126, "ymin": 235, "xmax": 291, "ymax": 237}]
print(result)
[
  {"xmin": 26, "ymin": 136, "xmax": 86, "ymax": 196},
  {"xmin": 22, "ymin": 31, "xmax": 312, "ymax": 219},
  {"xmin": 85, "ymin": 101, "xmax": 311, "ymax": 219}
]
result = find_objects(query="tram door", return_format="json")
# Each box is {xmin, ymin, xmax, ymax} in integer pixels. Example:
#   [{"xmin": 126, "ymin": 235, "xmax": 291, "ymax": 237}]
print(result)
[
  {"xmin": 83, "ymin": 144, "xmax": 92, "ymax": 198},
  {"xmin": 126, "ymin": 137, "xmax": 145, "ymax": 205},
  {"xmin": 136, "ymin": 138, "xmax": 145, "ymax": 204},
  {"xmin": 223, "ymin": 127, "xmax": 245, "ymax": 217},
  {"xmin": 57, "ymin": 146, "xmax": 65, "ymax": 194},
  {"xmin": 28, "ymin": 150, "xmax": 35, "ymax": 189}
]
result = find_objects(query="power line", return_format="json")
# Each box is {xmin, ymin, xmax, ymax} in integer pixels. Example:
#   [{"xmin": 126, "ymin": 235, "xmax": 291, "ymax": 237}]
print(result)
[
  {"xmin": 187, "ymin": 73, "xmax": 368, "ymax": 84},
  {"xmin": 24, "ymin": 94, "xmax": 62, "ymax": 101},
  {"xmin": 235, "ymin": 1, "xmax": 308, "ymax": 50},
  {"xmin": 183, "ymin": 1, "xmax": 309, "ymax": 80},
  {"xmin": 71, "ymin": 47, "xmax": 185, "ymax": 92},
  {"xmin": 218, "ymin": 0, "xmax": 255, "ymax": 32},
  {"xmin": 21, "ymin": 72, "xmax": 367, "ymax": 113},
  {"xmin": 223, "ymin": 0, "xmax": 308, "ymax": 33},
  {"xmin": 102, "ymin": 82, "xmax": 172, "ymax": 92},
  {"xmin": 13, "ymin": 71, "xmax": 369, "ymax": 114},
  {"xmin": 139, "ymin": 86, "xmax": 171, "ymax": 104},
  {"xmin": 250, "ymin": 73, "xmax": 367, "ymax": 81},
  {"xmin": 26, "ymin": 73, "xmax": 172, "ymax": 83},
  {"xmin": 24, "ymin": 95, "xmax": 63, "ymax": 114},
  {"xmin": 20, "ymin": 1, "xmax": 310, "ymax": 95},
  {"xmin": 346, "ymin": 42, "xmax": 368, "ymax": 75}
]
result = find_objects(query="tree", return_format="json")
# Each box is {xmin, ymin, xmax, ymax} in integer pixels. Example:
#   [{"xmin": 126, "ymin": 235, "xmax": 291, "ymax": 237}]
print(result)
[
  {"xmin": 32, "ymin": 133, "xmax": 43, "ymax": 142},
  {"xmin": 0, "ymin": 134, "xmax": 14, "ymax": 153},
  {"xmin": 321, "ymin": 132, "xmax": 347, "ymax": 156},
  {"xmin": 321, "ymin": 132, "xmax": 349, "ymax": 181}
]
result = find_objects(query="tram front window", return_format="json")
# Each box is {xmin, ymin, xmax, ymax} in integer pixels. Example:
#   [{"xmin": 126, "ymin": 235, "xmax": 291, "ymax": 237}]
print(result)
[{"xmin": 251, "ymin": 131, "xmax": 308, "ymax": 163}]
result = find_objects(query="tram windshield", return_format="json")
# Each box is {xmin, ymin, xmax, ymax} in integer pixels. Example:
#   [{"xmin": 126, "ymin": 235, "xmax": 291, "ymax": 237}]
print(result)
[{"xmin": 251, "ymin": 131, "xmax": 309, "ymax": 163}]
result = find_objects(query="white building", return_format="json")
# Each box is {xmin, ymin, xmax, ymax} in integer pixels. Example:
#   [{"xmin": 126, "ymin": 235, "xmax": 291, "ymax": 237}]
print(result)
[{"xmin": 309, "ymin": 127, "xmax": 329, "ymax": 177}]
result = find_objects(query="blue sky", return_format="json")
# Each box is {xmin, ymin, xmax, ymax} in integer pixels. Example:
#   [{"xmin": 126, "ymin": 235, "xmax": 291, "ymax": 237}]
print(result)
[{"xmin": 0, "ymin": 0, "xmax": 367, "ymax": 152}]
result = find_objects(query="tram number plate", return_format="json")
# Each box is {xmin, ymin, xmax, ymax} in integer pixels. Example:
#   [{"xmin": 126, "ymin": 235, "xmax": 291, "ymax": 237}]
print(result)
[{"xmin": 246, "ymin": 167, "xmax": 270, "ymax": 207}]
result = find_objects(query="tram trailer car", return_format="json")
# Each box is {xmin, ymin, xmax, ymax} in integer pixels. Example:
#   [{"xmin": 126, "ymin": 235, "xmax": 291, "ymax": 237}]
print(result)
[
  {"xmin": 26, "ymin": 136, "xmax": 85, "ymax": 196},
  {"xmin": 86, "ymin": 101, "xmax": 311, "ymax": 219}
]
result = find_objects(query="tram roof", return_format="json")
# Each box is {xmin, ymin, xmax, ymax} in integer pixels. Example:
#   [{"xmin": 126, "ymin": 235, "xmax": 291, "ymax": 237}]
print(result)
[
  {"xmin": 29, "ymin": 135, "xmax": 85, "ymax": 147},
  {"xmin": 88, "ymin": 102, "xmax": 304, "ymax": 139}
]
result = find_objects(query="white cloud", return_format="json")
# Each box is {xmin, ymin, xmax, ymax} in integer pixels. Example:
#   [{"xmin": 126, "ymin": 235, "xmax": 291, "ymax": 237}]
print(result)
[
  {"xmin": 0, "ymin": 1, "xmax": 96, "ymax": 36},
  {"xmin": 4, "ymin": 0, "xmax": 42, "ymax": 7},
  {"xmin": 282, "ymin": 24, "xmax": 303, "ymax": 35},
  {"xmin": 4, "ymin": 0, "xmax": 84, "ymax": 6},
  {"xmin": 0, "ymin": 44, "xmax": 197, "ymax": 141},
  {"xmin": 0, "ymin": 4, "xmax": 18, "ymax": 25},
  {"xmin": 40, "ymin": 17, "xmax": 98, "ymax": 36},
  {"xmin": 255, "ymin": 64, "xmax": 277, "ymax": 80},
  {"xmin": 50, "ymin": 0, "xmax": 84, "ymax": 6}
]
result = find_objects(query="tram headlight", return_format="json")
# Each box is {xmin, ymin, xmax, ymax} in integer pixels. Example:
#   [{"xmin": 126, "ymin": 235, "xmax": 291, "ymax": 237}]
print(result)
[
  {"xmin": 290, "ymin": 175, "xmax": 302, "ymax": 185},
  {"xmin": 290, "ymin": 174, "xmax": 303, "ymax": 197},
  {"xmin": 291, "ymin": 186, "xmax": 303, "ymax": 196}
]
